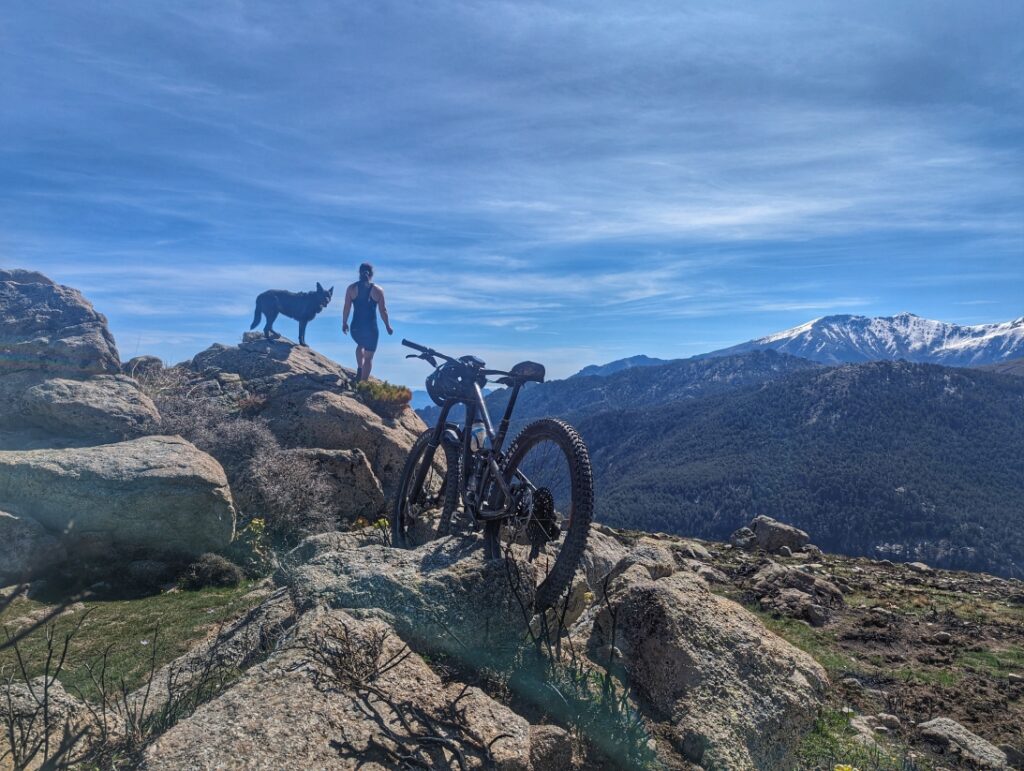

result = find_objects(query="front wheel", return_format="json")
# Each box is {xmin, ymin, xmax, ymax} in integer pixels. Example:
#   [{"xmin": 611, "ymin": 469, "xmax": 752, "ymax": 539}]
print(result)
[
  {"xmin": 391, "ymin": 428, "xmax": 460, "ymax": 548},
  {"xmin": 485, "ymin": 418, "xmax": 594, "ymax": 611}
]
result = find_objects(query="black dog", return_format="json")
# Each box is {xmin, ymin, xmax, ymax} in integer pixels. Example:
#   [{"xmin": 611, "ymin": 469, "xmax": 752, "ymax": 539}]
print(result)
[{"xmin": 250, "ymin": 282, "xmax": 334, "ymax": 346}]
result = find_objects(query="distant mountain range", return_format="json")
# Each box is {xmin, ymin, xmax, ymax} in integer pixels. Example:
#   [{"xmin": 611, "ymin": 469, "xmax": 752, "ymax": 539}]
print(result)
[
  {"xmin": 697, "ymin": 312, "xmax": 1024, "ymax": 367},
  {"xmin": 583, "ymin": 360, "xmax": 1024, "ymax": 576},
  {"xmin": 572, "ymin": 354, "xmax": 674, "ymax": 379},
  {"xmin": 416, "ymin": 350, "xmax": 818, "ymax": 428}
]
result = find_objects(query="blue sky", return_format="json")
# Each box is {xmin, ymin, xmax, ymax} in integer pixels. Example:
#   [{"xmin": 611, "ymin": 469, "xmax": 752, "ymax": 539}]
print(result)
[{"xmin": 2, "ymin": 1, "xmax": 1022, "ymax": 386}]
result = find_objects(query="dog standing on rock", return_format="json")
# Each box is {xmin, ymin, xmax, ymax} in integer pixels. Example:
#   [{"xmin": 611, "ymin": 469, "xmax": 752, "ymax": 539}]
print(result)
[{"xmin": 250, "ymin": 282, "xmax": 334, "ymax": 346}]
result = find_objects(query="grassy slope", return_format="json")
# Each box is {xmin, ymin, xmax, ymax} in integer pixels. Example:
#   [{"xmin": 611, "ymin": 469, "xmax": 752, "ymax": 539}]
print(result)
[{"xmin": 0, "ymin": 583, "xmax": 262, "ymax": 702}]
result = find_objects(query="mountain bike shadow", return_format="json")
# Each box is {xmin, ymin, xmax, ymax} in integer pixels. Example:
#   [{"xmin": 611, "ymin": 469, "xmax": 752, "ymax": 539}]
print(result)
[{"xmin": 416, "ymin": 534, "xmax": 485, "ymax": 574}]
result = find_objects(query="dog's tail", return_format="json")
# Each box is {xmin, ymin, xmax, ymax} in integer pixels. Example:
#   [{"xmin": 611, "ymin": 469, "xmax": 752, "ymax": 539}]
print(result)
[{"xmin": 250, "ymin": 299, "xmax": 262, "ymax": 330}]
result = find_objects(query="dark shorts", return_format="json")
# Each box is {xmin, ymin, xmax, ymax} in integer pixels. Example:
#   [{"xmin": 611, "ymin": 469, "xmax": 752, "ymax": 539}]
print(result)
[{"xmin": 352, "ymin": 322, "xmax": 379, "ymax": 352}]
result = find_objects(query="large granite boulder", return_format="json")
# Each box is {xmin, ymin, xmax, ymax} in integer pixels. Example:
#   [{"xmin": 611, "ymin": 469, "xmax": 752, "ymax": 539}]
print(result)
[
  {"xmin": 286, "ymin": 534, "xmax": 536, "ymax": 668},
  {"xmin": 279, "ymin": 448, "xmax": 386, "ymax": 521},
  {"xmin": 140, "ymin": 609, "xmax": 534, "ymax": 771},
  {"xmin": 731, "ymin": 515, "xmax": 810, "ymax": 554},
  {"xmin": 0, "ymin": 509, "xmax": 67, "ymax": 584},
  {"xmin": 0, "ymin": 435, "xmax": 236, "ymax": 559},
  {"xmin": 585, "ymin": 564, "xmax": 828, "ymax": 769},
  {"xmin": 19, "ymin": 375, "xmax": 160, "ymax": 440},
  {"xmin": 918, "ymin": 717, "xmax": 1008, "ymax": 768},
  {"xmin": 0, "ymin": 270, "xmax": 120, "ymax": 376},
  {"xmin": 262, "ymin": 391, "xmax": 420, "ymax": 495}
]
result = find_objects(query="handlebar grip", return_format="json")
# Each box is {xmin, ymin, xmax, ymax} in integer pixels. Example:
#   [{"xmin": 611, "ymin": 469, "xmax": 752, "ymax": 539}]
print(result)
[{"xmin": 401, "ymin": 339, "xmax": 429, "ymax": 353}]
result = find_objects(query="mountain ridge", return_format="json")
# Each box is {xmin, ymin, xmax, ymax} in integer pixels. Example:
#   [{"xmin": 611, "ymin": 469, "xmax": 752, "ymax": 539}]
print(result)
[{"xmin": 697, "ymin": 312, "xmax": 1024, "ymax": 366}]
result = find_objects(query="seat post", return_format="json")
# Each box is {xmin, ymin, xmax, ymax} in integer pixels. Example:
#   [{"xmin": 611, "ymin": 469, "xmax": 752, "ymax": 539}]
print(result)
[{"xmin": 493, "ymin": 381, "xmax": 523, "ymax": 451}]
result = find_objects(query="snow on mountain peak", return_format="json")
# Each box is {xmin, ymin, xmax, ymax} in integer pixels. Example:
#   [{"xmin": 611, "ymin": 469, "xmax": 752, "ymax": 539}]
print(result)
[{"xmin": 703, "ymin": 312, "xmax": 1024, "ymax": 367}]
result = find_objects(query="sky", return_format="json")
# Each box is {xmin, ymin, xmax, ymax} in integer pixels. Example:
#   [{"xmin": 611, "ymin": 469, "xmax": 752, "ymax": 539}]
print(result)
[{"xmin": 2, "ymin": 1, "xmax": 1022, "ymax": 386}]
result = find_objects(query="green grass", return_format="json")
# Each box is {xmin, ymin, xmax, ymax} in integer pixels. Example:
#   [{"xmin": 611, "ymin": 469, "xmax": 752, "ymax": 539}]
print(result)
[
  {"xmin": 1, "ymin": 583, "xmax": 261, "ymax": 702},
  {"xmin": 746, "ymin": 606, "xmax": 861, "ymax": 678},
  {"xmin": 958, "ymin": 646, "xmax": 1024, "ymax": 679},
  {"xmin": 795, "ymin": 709, "xmax": 931, "ymax": 770}
]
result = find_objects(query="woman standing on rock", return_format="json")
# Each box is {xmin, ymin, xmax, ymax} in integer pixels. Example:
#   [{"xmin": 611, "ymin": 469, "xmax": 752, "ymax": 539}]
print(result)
[{"xmin": 342, "ymin": 262, "xmax": 393, "ymax": 381}]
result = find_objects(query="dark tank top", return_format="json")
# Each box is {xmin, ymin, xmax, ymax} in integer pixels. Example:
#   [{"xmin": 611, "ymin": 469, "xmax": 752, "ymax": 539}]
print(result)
[{"xmin": 352, "ymin": 281, "xmax": 377, "ymax": 328}]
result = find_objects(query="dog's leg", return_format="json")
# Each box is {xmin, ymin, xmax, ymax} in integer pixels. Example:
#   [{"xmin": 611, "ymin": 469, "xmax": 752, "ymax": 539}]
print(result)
[
  {"xmin": 298, "ymin": 318, "xmax": 308, "ymax": 346},
  {"xmin": 264, "ymin": 310, "xmax": 279, "ymax": 339}
]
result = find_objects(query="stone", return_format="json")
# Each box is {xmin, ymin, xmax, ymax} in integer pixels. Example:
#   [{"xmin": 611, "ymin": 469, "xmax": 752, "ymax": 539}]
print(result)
[
  {"xmin": 778, "ymin": 545, "xmax": 793, "ymax": 557},
  {"xmin": 279, "ymin": 448, "xmax": 386, "ymax": 522},
  {"xmin": 907, "ymin": 561, "xmax": 934, "ymax": 574},
  {"xmin": 19, "ymin": 375, "xmax": 160, "ymax": 440},
  {"xmin": 285, "ymin": 536, "xmax": 538, "ymax": 667},
  {"xmin": 730, "ymin": 525, "xmax": 757, "ymax": 550},
  {"xmin": 748, "ymin": 515, "xmax": 810, "ymax": 553},
  {"xmin": 579, "ymin": 527, "xmax": 629, "ymax": 592},
  {"xmin": 0, "ymin": 509, "xmax": 67, "ymax": 585},
  {"xmin": 0, "ymin": 270, "xmax": 120, "ymax": 376},
  {"xmin": 876, "ymin": 713, "xmax": 902, "ymax": 730},
  {"xmin": 191, "ymin": 333, "xmax": 351, "ymax": 383},
  {"xmin": 0, "ymin": 435, "xmax": 236, "ymax": 558},
  {"xmin": 676, "ymin": 539, "xmax": 712, "ymax": 562},
  {"xmin": 140, "ymin": 608, "xmax": 532, "ymax": 771},
  {"xmin": 588, "ymin": 569, "xmax": 827, "ymax": 769},
  {"xmin": 122, "ymin": 355, "xmax": 164, "ymax": 378},
  {"xmin": 918, "ymin": 717, "xmax": 1007, "ymax": 768},
  {"xmin": 750, "ymin": 560, "xmax": 845, "ymax": 625},
  {"xmin": 529, "ymin": 724, "xmax": 572, "ymax": 770},
  {"xmin": 262, "ymin": 390, "xmax": 421, "ymax": 496}
]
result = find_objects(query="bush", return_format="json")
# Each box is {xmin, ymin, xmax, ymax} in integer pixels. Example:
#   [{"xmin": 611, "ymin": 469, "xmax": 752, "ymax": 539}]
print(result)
[
  {"xmin": 180, "ymin": 554, "xmax": 244, "ymax": 591},
  {"xmin": 138, "ymin": 364, "xmax": 343, "ymax": 546},
  {"xmin": 354, "ymin": 379, "xmax": 412, "ymax": 418},
  {"xmin": 244, "ymin": 448, "xmax": 337, "ymax": 545}
]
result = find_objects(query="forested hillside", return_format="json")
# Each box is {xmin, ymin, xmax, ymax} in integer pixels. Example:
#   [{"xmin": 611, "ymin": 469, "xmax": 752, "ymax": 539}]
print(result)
[
  {"xmin": 579, "ymin": 362, "xmax": 1024, "ymax": 576},
  {"xmin": 418, "ymin": 350, "xmax": 819, "ymax": 426}
]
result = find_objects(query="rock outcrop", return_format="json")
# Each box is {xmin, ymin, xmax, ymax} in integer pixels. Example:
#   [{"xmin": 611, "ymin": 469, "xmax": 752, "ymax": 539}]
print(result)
[
  {"xmin": 187, "ymin": 333, "xmax": 422, "ymax": 496},
  {"xmin": 132, "ymin": 527, "xmax": 829, "ymax": 769},
  {"xmin": 730, "ymin": 514, "xmax": 811, "ymax": 554},
  {"xmin": 0, "ymin": 269, "xmax": 120, "ymax": 376},
  {"xmin": 0, "ymin": 270, "xmax": 241, "ymax": 582},
  {"xmin": 918, "ymin": 717, "xmax": 1009, "ymax": 768},
  {"xmin": 586, "ymin": 566, "xmax": 827, "ymax": 768},
  {"xmin": 0, "ymin": 436, "xmax": 236, "ymax": 560},
  {"xmin": 0, "ymin": 509, "xmax": 67, "ymax": 585},
  {"xmin": 19, "ymin": 375, "xmax": 159, "ymax": 440}
]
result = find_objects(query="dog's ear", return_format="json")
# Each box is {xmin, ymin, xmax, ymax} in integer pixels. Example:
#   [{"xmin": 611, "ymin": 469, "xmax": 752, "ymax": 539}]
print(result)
[
  {"xmin": 316, "ymin": 281, "xmax": 324, "ymax": 292},
  {"xmin": 328, "ymin": 286, "xmax": 334, "ymax": 297}
]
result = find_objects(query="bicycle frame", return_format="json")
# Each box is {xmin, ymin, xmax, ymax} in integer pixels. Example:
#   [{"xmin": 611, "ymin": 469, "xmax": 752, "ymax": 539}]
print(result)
[{"xmin": 413, "ymin": 375, "xmax": 528, "ymax": 521}]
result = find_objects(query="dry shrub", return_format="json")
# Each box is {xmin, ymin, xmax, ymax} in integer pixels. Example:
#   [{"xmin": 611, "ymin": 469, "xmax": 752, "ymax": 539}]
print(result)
[
  {"xmin": 179, "ymin": 555, "xmax": 244, "ymax": 591},
  {"xmin": 138, "ymin": 369, "xmax": 339, "ymax": 545}
]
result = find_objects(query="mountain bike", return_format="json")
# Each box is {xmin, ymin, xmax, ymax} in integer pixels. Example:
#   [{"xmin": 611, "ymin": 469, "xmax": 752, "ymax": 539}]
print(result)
[{"xmin": 392, "ymin": 339, "xmax": 594, "ymax": 610}]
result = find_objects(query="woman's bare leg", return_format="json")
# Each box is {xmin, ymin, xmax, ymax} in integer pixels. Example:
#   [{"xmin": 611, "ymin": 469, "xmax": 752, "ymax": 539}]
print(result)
[
  {"xmin": 355, "ymin": 345, "xmax": 364, "ymax": 380},
  {"xmin": 361, "ymin": 350, "xmax": 375, "ymax": 381}
]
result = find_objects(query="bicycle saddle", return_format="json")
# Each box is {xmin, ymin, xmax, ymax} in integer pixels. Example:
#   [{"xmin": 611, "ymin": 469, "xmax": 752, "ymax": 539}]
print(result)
[{"xmin": 498, "ymin": 361, "xmax": 545, "ymax": 385}]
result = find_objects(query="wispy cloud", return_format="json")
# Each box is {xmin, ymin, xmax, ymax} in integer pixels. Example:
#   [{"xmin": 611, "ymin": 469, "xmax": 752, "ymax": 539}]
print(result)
[{"xmin": 2, "ymin": 0, "xmax": 1021, "ymax": 381}]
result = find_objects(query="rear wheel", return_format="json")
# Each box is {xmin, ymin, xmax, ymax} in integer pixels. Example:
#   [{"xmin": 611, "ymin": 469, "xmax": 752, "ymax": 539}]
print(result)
[
  {"xmin": 485, "ymin": 418, "xmax": 594, "ymax": 610},
  {"xmin": 391, "ymin": 428, "xmax": 460, "ymax": 547}
]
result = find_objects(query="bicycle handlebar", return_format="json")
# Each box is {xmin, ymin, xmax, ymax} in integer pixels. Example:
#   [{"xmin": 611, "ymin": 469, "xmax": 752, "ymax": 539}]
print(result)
[{"xmin": 402, "ymin": 339, "xmax": 456, "ymax": 364}]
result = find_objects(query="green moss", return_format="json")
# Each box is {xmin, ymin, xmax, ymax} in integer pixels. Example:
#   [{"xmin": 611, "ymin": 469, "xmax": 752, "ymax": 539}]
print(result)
[{"xmin": 1, "ymin": 583, "xmax": 260, "ymax": 702}]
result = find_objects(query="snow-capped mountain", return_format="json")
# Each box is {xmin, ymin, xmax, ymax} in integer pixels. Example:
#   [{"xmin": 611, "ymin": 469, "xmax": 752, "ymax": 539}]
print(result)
[{"xmin": 699, "ymin": 313, "xmax": 1024, "ymax": 367}]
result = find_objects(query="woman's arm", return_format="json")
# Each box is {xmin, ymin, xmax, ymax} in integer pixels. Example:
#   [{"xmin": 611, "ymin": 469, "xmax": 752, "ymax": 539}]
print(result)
[
  {"xmin": 341, "ymin": 285, "xmax": 354, "ymax": 333},
  {"xmin": 374, "ymin": 286, "xmax": 394, "ymax": 335}
]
